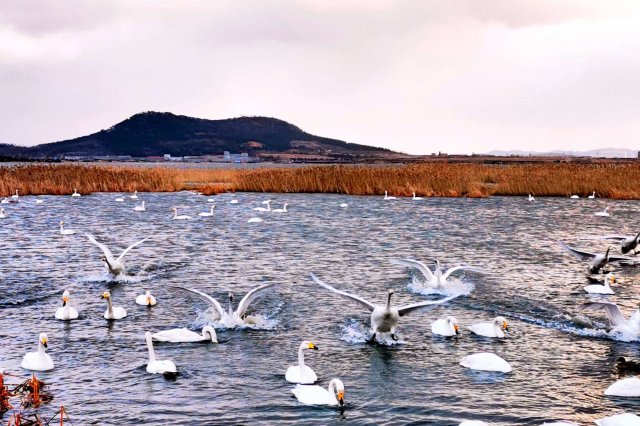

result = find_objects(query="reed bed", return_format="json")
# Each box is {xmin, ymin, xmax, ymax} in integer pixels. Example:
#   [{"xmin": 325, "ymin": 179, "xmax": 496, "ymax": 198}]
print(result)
[{"xmin": 2, "ymin": 163, "xmax": 640, "ymax": 199}]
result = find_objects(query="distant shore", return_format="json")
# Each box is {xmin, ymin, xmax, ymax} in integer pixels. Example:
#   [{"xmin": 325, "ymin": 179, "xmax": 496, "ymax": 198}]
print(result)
[{"xmin": 2, "ymin": 162, "xmax": 640, "ymax": 199}]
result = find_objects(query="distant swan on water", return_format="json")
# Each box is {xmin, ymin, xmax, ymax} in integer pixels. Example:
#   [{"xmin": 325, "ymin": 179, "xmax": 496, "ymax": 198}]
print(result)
[
  {"xmin": 115, "ymin": 196, "xmax": 124, "ymax": 202},
  {"xmin": 431, "ymin": 316, "xmax": 460, "ymax": 336},
  {"xmin": 468, "ymin": 317, "xmax": 509, "ymax": 338},
  {"xmin": 383, "ymin": 191, "xmax": 396, "ymax": 200},
  {"xmin": 199, "ymin": 206, "xmax": 215, "ymax": 217},
  {"xmin": 595, "ymin": 206, "xmax": 610, "ymax": 217},
  {"xmin": 172, "ymin": 207, "xmax": 191, "ymax": 220},
  {"xmin": 528, "ymin": 194, "xmax": 535, "ymax": 202},
  {"xmin": 292, "ymin": 378, "xmax": 345, "ymax": 406},
  {"xmin": 392, "ymin": 258, "xmax": 484, "ymax": 289},
  {"xmin": 459, "ymin": 352, "xmax": 512, "ymax": 373},
  {"xmin": 273, "ymin": 203, "xmax": 288, "ymax": 213},
  {"xmin": 136, "ymin": 290, "xmax": 157, "ymax": 306},
  {"xmin": 152, "ymin": 326, "xmax": 217, "ymax": 343},
  {"xmin": 134, "ymin": 201, "xmax": 146, "ymax": 211},
  {"xmin": 253, "ymin": 200, "xmax": 271, "ymax": 212},
  {"xmin": 130, "ymin": 191, "xmax": 138, "ymax": 199},
  {"xmin": 21, "ymin": 333, "xmax": 54, "ymax": 371},
  {"xmin": 412, "ymin": 193, "xmax": 423, "ymax": 200},
  {"xmin": 85, "ymin": 233, "xmax": 149, "ymax": 277},
  {"xmin": 12, "ymin": 190, "xmax": 19, "ymax": 200},
  {"xmin": 285, "ymin": 341, "xmax": 319, "ymax": 384},
  {"xmin": 71, "ymin": 189, "xmax": 81, "ymax": 197},
  {"xmin": 588, "ymin": 191, "xmax": 596, "ymax": 199},
  {"xmin": 55, "ymin": 290, "xmax": 79, "ymax": 320},
  {"xmin": 59, "ymin": 221, "xmax": 76, "ymax": 235},
  {"xmin": 248, "ymin": 217, "xmax": 263, "ymax": 223},
  {"xmin": 101, "ymin": 291, "xmax": 127, "ymax": 320},
  {"xmin": 0, "ymin": 208, "xmax": 7, "ymax": 219}
]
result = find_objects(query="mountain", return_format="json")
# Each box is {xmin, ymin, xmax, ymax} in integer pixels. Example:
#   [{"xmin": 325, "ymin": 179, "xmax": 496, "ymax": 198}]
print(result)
[
  {"xmin": 486, "ymin": 148, "xmax": 638, "ymax": 159},
  {"xmin": 0, "ymin": 112, "xmax": 391, "ymax": 159}
]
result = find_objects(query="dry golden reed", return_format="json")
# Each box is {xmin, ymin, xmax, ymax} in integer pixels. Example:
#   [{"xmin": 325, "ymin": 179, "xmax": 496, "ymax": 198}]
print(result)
[{"xmin": 2, "ymin": 163, "xmax": 640, "ymax": 199}]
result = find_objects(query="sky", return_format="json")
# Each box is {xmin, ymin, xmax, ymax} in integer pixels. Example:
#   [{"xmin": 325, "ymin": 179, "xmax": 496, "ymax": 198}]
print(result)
[{"xmin": 1, "ymin": 0, "xmax": 640, "ymax": 155}]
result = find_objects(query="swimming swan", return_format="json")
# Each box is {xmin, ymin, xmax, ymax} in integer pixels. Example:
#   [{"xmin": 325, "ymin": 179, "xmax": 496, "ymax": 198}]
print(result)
[
  {"xmin": 253, "ymin": 200, "xmax": 271, "ymax": 212},
  {"xmin": 594, "ymin": 413, "xmax": 640, "ymax": 426},
  {"xmin": 581, "ymin": 301, "xmax": 640, "ymax": 338},
  {"xmin": 174, "ymin": 282, "xmax": 277, "ymax": 328},
  {"xmin": 600, "ymin": 233, "xmax": 640, "ymax": 255},
  {"xmin": 0, "ymin": 209, "xmax": 6, "ymax": 219},
  {"xmin": 145, "ymin": 331, "xmax": 176, "ymax": 375},
  {"xmin": 584, "ymin": 273, "xmax": 616, "ymax": 294},
  {"xmin": 21, "ymin": 333, "xmax": 54, "ymax": 371},
  {"xmin": 247, "ymin": 217, "xmax": 264, "ymax": 223},
  {"xmin": 392, "ymin": 258, "xmax": 484, "ymax": 289},
  {"xmin": 557, "ymin": 241, "xmax": 634, "ymax": 274},
  {"xmin": 468, "ymin": 317, "xmax": 509, "ymax": 338},
  {"xmin": 292, "ymin": 378, "xmax": 345, "ymax": 406},
  {"xmin": 285, "ymin": 341, "xmax": 319, "ymax": 384},
  {"xmin": 595, "ymin": 206, "xmax": 611, "ymax": 217},
  {"xmin": 101, "ymin": 291, "xmax": 127, "ymax": 320},
  {"xmin": 130, "ymin": 191, "xmax": 138, "ymax": 200},
  {"xmin": 528, "ymin": 194, "xmax": 535, "ymax": 202},
  {"xmin": 71, "ymin": 189, "xmax": 81, "ymax": 197},
  {"xmin": 59, "ymin": 221, "xmax": 76, "ymax": 235},
  {"xmin": 136, "ymin": 290, "xmax": 157, "ymax": 306},
  {"xmin": 431, "ymin": 316, "xmax": 460, "ymax": 336},
  {"xmin": 273, "ymin": 203, "xmax": 288, "ymax": 213},
  {"xmin": 459, "ymin": 352, "xmax": 512, "ymax": 373},
  {"xmin": 133, "ymin": 201, "xmax": 146, "ymax": 211},
  {"xmin": 604, "ymin": 377, "xmax": 640, "ymax": 397},
  {"xmin": 55, "ymin": 290, "xmax": 79, "ymax": 320},
  {"xmin": 152, "ymin": 326, "xmax": 217, "ymax": 343},
  {"xmin": 383, "ymin": 191, "xmax": 396, "ymax": 200},
  {"xmin": 589, "ymin": 191, "xmax": 596, "ymax": 199},
  {"xmin": 199, "ymin": 206, "xmax": 215, "ymax": 217},
  {"xmin": 172, "ymin": 207, "xmax": 191, "ymax": 220},
  {"xmin": 115, "ymin": 196, "xmax": 124, "ymax": 202},
  {"xmin": 412, "ymin": 193, "xmax": 423, "ymax": 200},
  {"xmin": 310, "ymin": 273, "xmax": 460, "ymax": 341},
  {"xmin": 85, "ymin": 233, "xmax": 149, "ymax": 277}
]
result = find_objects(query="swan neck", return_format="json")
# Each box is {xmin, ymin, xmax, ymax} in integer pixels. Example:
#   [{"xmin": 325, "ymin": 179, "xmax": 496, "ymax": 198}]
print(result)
[
  {"xmin": 298, "ymin": 346, "xmax": 306, "ymax": 369},
  {"xmin": 106, "ymin": 297, "xmax": 114, "ymax": 316},
  {"xmin": 386, "ymin": 293, "xmax": 392, "ymax": 309},
  {"xmin": 146, "ymin": 335, "xmax": 156, "ymax": 362},
  {"xmin": 38, "ymin": 341, "xmax": 46, "ymax": 354}
]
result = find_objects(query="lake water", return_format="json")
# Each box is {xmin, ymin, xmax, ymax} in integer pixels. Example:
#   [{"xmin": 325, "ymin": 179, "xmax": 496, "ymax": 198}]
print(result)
[{"xmin": 0, "ymin": 193, "xmax": 639, "ymax": 425}]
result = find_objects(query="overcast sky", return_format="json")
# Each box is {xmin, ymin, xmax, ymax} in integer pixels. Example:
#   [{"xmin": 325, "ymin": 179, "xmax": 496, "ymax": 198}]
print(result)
[{"xmin": 1, "ymin": 0, "xmax": 640, "ymax": 154}]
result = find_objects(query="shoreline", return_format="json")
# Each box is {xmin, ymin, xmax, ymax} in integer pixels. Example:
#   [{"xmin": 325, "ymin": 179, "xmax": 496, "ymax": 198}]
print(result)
[{"xmin": 2, "ymin": 163, "xmax": 640, "ymax": 199}]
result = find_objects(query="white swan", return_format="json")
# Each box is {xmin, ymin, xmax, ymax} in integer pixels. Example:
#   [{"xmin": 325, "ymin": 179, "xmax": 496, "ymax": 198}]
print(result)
[
  {"xmin": 145, "ymin": 331, "xmax": 177, "ymax": 375},
  {"xmin": 230, "ymin": 199, "xmax": 239, "ymax": 204},
  {"xmin": 152, "ymin": 326, "xmax": 217, "ymax": 343},
  {"xmin": 136, "ymin": 290, "xmax": 157, "ymax": 306},
  {"xmin": 581, "ymin": 301, "xmax": 640, "ymax": 338},
  {"xmin": 383, "ymin": 191, "xmax": 396, "ymax": 200},
  {"xmin": 292, "ymin": 378, "xmax": 345, "ymax": 406},
  {"xmin": 130, "ymin": 191, "xmax": 138, "ymax": 200},
  {"xmin": 285, "ymin": 341, "xmax": 319, "ymax": 384},
  {"xmin": 21, "ymin": 333, "xmax": 54, "ymax": 371},
  {"xmin": 172, "ymin": 207, "xmax": 191, "ymax": 220},
  {"xmin": 311, "ymin": 273, "xmax": 460, "ymax": 342},
  {"xmin": 600, "ymin": 233, "xmax": 640, "ymax": 255},
  {"xmin": 557, "ymin": 241, "xmax": 634, "ymax": 274},
  {"xmin": 340, "ymin": 203, "xmax": 348, "ymax": 208},
  {"xmin": 175, "ymin": 282, "xmax": 277, "ymax": 328},
  {"xmin": 0, "ymin": 197, "xmax": 8, "ymax": 204},
  {"xmin": 101, "ymin": 291, "xmax": 127, "ymax": 320},
  {"xmin": 115, "ymin": 196, "xmax": 124, "ymax": 202},
  {"xmin": 207, "ymin": 198, "xmax": 215, "ymax": 203},
  {"xmin": 595, "ymin": 206, "xmax": 611, "ymax": 217},
  {"xmin": 71, "ymin": 189, "xmax": 81, "ymax": 197},
  {"xmin": 55, "ymin": 290, "xmax": 79, "ymax": 320},
  {"xmin": 0, "ymin": 208, "xmax": 6, "ymax": 219},
  {"xmin": 253, "ymin": 200, "xmax": 271, "ymax": 212},
  {"xmin": 431, "ymin": 316, "xmax": 460, "ymax": 336},
  {"xmin": 468, "ymin": 316, "xmax": 509, "ymax": 338},
  {"xmin": 570, "ymin": 194, "xmax": 579, "ymax": 199},
  {"xmin": 528, "ymin": 194, "xmax": 535, "ymax": 202},
  {"xmin": 12, "ymin": 190, "xmax": 19, "ymax": 200},
  {"xmin": 595, "ymin": 413, "xmax": 640, "ymax": 426},
  {"xmin": 459, "ymin": 352, "xmax": 512, "ymax": 373},
  {"xmin": 584, "ymin": 273, "xmax": 615, "ymax": 295},
  {"xmin": 133, "ymin": 201, "xmax": 146, "ymax": 211},
  {"xmin": 85, "ymin": 233, "xmax": 149, "ymax": 277},
  {"xmin": 35, "ymin": 199, "xmax": 43, "ymax": 204},
  {"xmin": 392, "ymin": 258, "xmax": 484, "ymax": 289},
  {"xmin": 589, "ymin": 191, "xmax": 596, "ymax": 199},
  {"xmin": 59, "ymin": 221, "xmax": 76, "ymax": 235},
  {"xmin": 412, "ymin": 192, "xmax": 423, "ymax": 200},
  {"xmin": 248, "ymin": 217, "xmax": 263, "ymax": 223},
  {"xmin": 198, "ymin": 206, "xmax": 215, "ymax": 217},
  {"xmin": 273, "ymin": 203, "xmax": 288, "ymax": 213},
  {"xmin": 604, "ymin": 377, "xmax": 640, "ymax": 396}
]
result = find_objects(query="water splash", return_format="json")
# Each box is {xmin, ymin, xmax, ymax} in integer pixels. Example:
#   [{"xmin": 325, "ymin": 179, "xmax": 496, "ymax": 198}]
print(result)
[
  {"xmin": 407, "ymin": 276, "xmax": 475, "ymax": 297},
  {"xmin": 339, "ymin": 319, "xmax": 405, "ymax": 346}
]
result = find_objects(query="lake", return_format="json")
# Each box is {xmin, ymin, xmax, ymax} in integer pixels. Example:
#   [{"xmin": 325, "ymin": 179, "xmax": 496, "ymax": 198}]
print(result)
[{"xmin": 0, "ymin": 193, "xmax": 638, "ymax": 425}]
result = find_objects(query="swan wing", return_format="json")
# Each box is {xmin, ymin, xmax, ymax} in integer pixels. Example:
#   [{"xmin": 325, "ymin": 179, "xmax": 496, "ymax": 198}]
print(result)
[
  {"xmin": 173, "ymin": 286, "xmax": 225, "ymax": 319},
  {"xmin": 557, "ymin": 241, "xmax": 597, "ymax": 261},
  {"xmin": 608, "ymin": 254, "xmax": 638, "ymax": 263},
  {"xmin": 582, "ymin": 302, "xmax": 627, "ymax": 326},
  {"xmin": 397, "ymin": 293, "xmax": 461, "ymax": 317},
  {"xmin": 236, "ymin": 282, "xmax": 277, "ymax": 318},
  {"xmin": 310, "ymin": 273, "xmax": 375, "ymax": 312},
  {"xmin": 442, "ymin": 265, "xmax": 485, "ymax": 281},
  {"xmin": 117, "ymin": 237, "xmax": 149, "ymax": 261},
  {"xmin": 85, "ymin": 233, "xmax": 115, "ymax": 259},
  {"xmin": 391, "ymin": 258, "xmax": 435, "ymax": 281},
  {"xmin": 599, "ymin": 235, "xmax": 628, "ymax": 241}
]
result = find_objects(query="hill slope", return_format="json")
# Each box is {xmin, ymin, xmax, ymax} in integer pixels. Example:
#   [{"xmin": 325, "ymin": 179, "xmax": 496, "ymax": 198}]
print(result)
[{"xmin": 0, "ymin": 112, "xmax": 390, "ymax": 158}]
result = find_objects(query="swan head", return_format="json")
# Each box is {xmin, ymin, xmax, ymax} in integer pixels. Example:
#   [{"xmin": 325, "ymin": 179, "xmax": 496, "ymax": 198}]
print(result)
[
  {"xmin": 606, "ymin": 273, "xmax": 616, "ymax": 284},
  {"xmin": 101, "ymin": 291, "xmax": 111, "ymax": 300},
  {"xmin": 39, "ymin": 333, "xmax": 48, "ymax": 348},
  {"xmin": 62, "ymin": 290, "xmax": 70, "ymax": 306},
  {"xmin": 329, "ymin": 378, "xmax": 345, "ymax": 406},
  {"xmin": 59, "ymin": 221, "xmax": 64, "ymax": 226},
  {"xmin": 301, "ymin": 341, "xmax": 318, "ymax": 351},
  {"xmin": 203, "ymin": 326, "xmax": 217, "ymax": 342},
  {"xmin": 145, "ymin": 290, "xmax": 153, "ymax": 305},
  {"xmin": 494, "ymin": 316, "xmax": 508, "ymax": 331},
  {"xmin": 101, "ymin": 255, "xmax": 108, "ymax": 263},
  {"xmin": 228, "ymin": 293, "xmax": 234, "ymax": 303},
  {"xmin": 446, "ymin": 316, "xmax": 460, "ymax": 334}
]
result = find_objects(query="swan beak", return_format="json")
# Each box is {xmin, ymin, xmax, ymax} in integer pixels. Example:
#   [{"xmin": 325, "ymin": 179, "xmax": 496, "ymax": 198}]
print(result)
[
  {"xmin": 146, "ymin": 296, "xmax": 151, "ymax": 305},
  {"xmin": 337, "ymin": 391, "xmax": 344, "ymax": 406},
  {"xmin": 41, "ymin": 338, "xmax": 48, "ymax": 348},
  {"xmin": 503, "ymin": 321, "xmax": 509, "ymax": 331},
  {"xmin": 62, "ymin": 296, "xmax": 69, "ymax": 306},
  {"xmin": 610, "ymin": 275, "xmax": 616, "ymax": 283},
  {"xmin": 454, "ymin": 324, "xmax": 460, "ymax": 334},
  {"xmin": 101, "ymin": 292, "xmax": 109, "ymax": 299},
  {"xmin": 308, "ymin": 343, "xmax": 318, "ymax": 350}
]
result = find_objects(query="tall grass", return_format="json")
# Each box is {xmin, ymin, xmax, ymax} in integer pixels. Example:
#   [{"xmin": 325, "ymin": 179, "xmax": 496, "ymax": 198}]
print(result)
[{"xmin": 2, "ymin": 163, "xmax": 640, "ymax": 199}]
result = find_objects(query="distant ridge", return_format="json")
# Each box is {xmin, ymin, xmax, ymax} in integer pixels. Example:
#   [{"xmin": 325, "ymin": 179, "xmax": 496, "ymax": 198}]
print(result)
[
  {"xmin": 486, "ymin": 147, "xmax": 638, "ymax": 159},
  {"xmin": 0, "ymin": 111, "xmax": 392, "ymax": 159}
]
